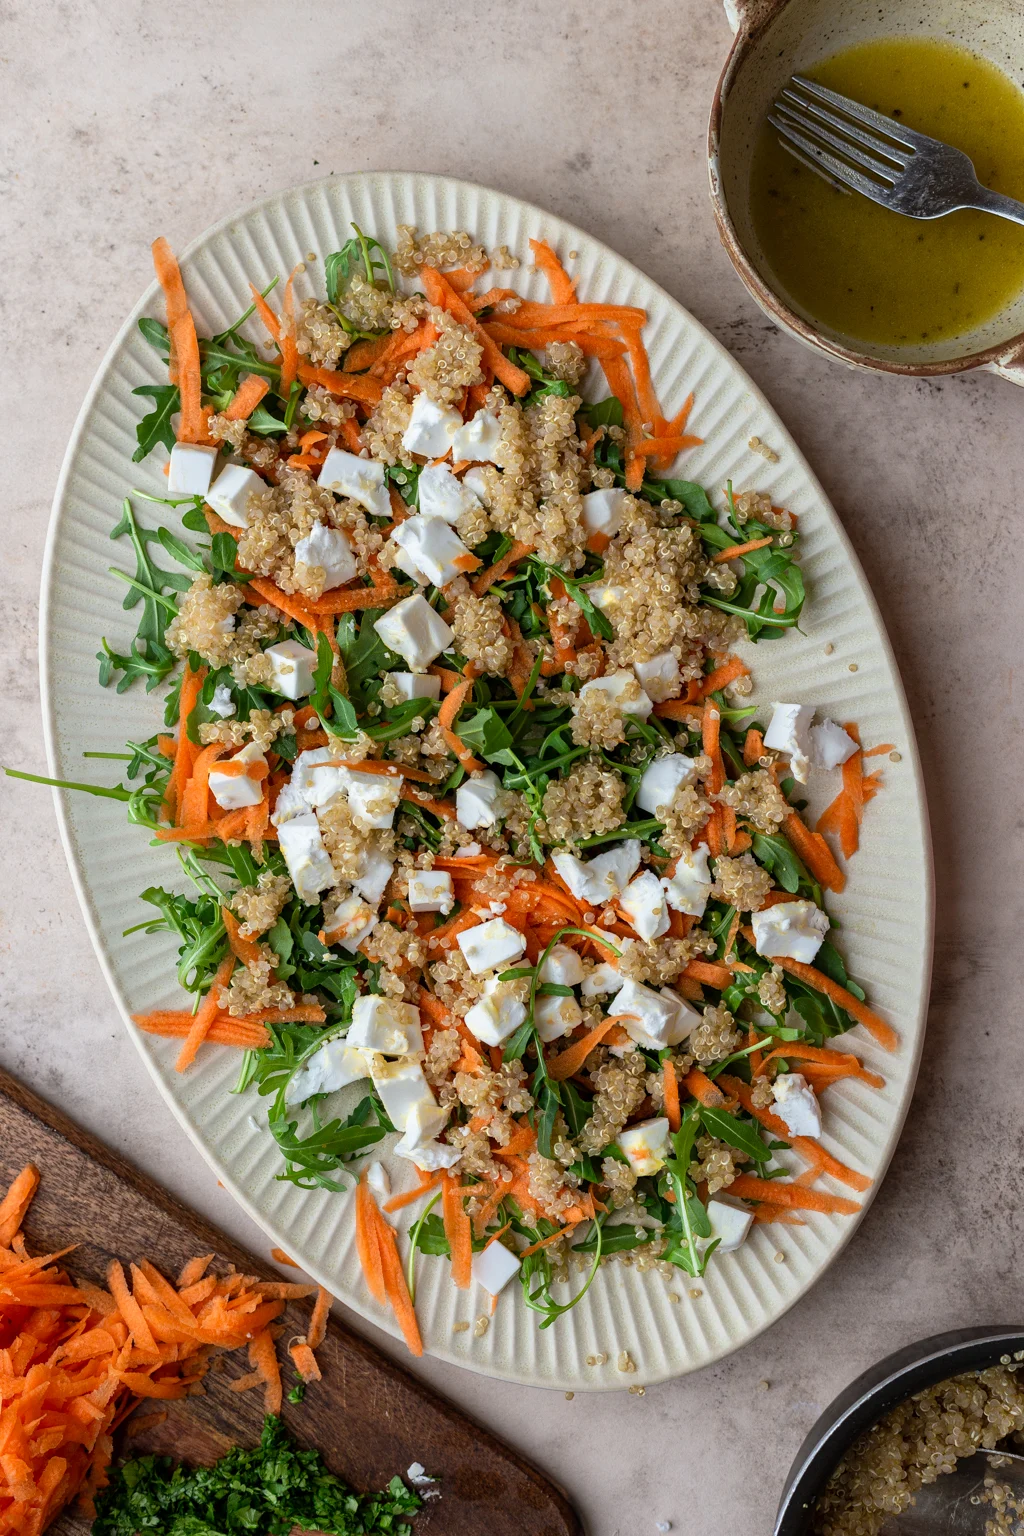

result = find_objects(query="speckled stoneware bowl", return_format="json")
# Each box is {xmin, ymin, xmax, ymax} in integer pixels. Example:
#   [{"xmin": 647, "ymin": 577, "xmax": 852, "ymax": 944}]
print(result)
[
  {"xmin": 710, "ymin": 0, "xmax": 1024, "ymax": 385},
  {"xmin": 42, "ymin": 171, "xmax": 932, "ymax": 1390},
  {"xmin": 776, "ymin": 1327, "xmax": 1024, "ymax": 1534}
]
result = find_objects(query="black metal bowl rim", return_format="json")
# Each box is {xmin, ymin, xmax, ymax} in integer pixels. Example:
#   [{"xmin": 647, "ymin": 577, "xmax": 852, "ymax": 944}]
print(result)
[{"xmin": 775, "ymin": 1326, "xmax": 1024, "ymax": 1535}]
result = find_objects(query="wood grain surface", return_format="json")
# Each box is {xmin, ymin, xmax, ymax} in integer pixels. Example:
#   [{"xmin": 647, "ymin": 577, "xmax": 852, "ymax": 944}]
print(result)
[{"xmin": 0, "ymin": 1067, "xmax": 581, "ymax": 1536}]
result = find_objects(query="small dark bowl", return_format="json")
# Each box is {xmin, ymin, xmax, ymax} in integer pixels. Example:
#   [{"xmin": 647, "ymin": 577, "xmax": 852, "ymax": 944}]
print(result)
[{"xmin": 775, "ymin": 1327, "xmax": 1024, "ymax": 1535}]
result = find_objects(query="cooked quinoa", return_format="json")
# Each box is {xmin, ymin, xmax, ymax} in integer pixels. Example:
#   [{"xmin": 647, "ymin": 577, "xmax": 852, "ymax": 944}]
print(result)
[{"xmin": 93, "ymin": 222, "xmax": 879, "ymax": 1344}]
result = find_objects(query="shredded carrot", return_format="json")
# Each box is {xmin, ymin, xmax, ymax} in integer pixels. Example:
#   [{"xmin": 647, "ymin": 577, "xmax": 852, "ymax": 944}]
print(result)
[
  {"xmin": 682, "ymin": 1067, "xmax": 726, "ymax": 1108},
  {"xmin": 420, "ymin": 266, "xmax": 530, "ymax": 396},
  {"xmin": 355, "ymin": 1175, "xmax": 386, "ymax": 1306},
  {"xmin": 529, "ymin": 238, "xmax": 577, "ymax": 304},
  {"xmin": 471, "ymin": 539, "xmax": 534, "ymax": 596},
  {"xmin": 712, "ymin": 536, "xmax": 773, "ymax": 563},
  {"xmin": 373, "ymin": 1203, "xmax": 424, "ymax": 1357},
  {"xmin": 289, "ymin": 1340, "xmax": 322, "ymax": 1382},
  {"xmin": 699, "ymin": 655, "xmax": 750, "ymax": 695},
  {"xmin": 682, "ymin": 959, "xmax": 733, "ymax": 990},
  {"xmin": 518, "ymin": 1226, "xmax": 573, "ymax": 1259},
  {"xmin": 743, "ymin": 727, "xmax": 765, "ymax": 768},
  {"xmin": 174, "ymin": 955, "xmax": 235, "ymax": 1072},
  {"xmin": 383, "ymin": 1173, "xmax": 444, "ymax": 1213},
  {"xmin": 864, "ymin": 743, "xmax": 895, "ymax": 757},
  {"xmin": 726, "ymin": 1174, "xmax": 861, "ymax": 1216},
  {"xmin": 663, "ymin": 1061, "xmax": 681, "ymax": 1132},
  {"xmin": 224, "ymin": 374, "xmax": 270, "ymax": 421},
  {"xmin": 295, "ymin": 362, "xmax": 384, "ymax": 405},
  {"xmin": 0, "ymin": 1165, "xmax": 40, "ymax": 1248},
  {"xmin": 740, "ymin": 931, "xmax": 897, "ymax": 1051},
  {"xmin": 632, "ymin": 434, "xmax": 703, "ymax": 457},
  {"xmin": 248, "ymin": 1327, "xmax": 283, "ymax": 1415},
  {"xmin": 547, "ymin": 1013, "xmax": 634, "ymax": 1081},
  {"xmin": 441, "ymin": 1171, "xmax": 473, "ymax": 1290},
  {"xmin": 437, "ymin": 677, "xmax": 483, "ymax": 772},
  {"xmin": 782, "ymin": 809, "xmax": 846, "ymax": 894},
  {"xmin": 306, "ymin": 1285, "xmax": 332, "ymax": 1350},
  {"xmin": 151, "ymin": 238, "xmax": 204, "ymax": 444},
  {"xmin": 270, "ymin": 1248, "xmax": 298, "ymax": 1268}
]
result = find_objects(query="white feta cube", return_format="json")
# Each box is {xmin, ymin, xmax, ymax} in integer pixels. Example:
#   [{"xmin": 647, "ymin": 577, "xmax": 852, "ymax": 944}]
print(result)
[
  {"xmin": 637, "ymin": 753, "xmax": 698, "ymax": 816},
  {"xmin": 391, "ymin": 515, "xmax": 474, "ymax": 589},
  {"xmin": 750, "ymin": 899, "xmax": 830, "ymax": 964},
  {"xmin": 465, "ymin": 978, "xmax": 528, "ymax": 1047},
  {"xmin": 323, "ymin": 892, "xmax": 377, "ymax": 952},
  {"xmin": 208, "ymin": 682, "xmax": 235, "ymax": 718},
  {"xmin": 401, "ymin": 394, "xmax": 462, "ymax": 459},
  {"xmin": 619, "ymin": 870, "xmax": 670, "ymax": 942},
  {"xmin": 278, "ymin": 748, "xmax": 348, "ymax": 818},
  {"xmin": 534, "ymin": 993, "xmax": 583, "ymax": 1044},
  {"xmin": 581, "ymin": 487, "xmax": 628, "ymax": 538},
  {"xmin": 317, "ymin": 447, "xmax": 390, "ymax": 518},
  {"xmin": 613, "ymin": 978, "xmax": 681, "ymax": 1051},
  {"xmin": 471, "ymin": 1239, "xmax": 521, "ymax": 1298},
  {"xmin": 457, "ymin": 918, "xmax": 527, "ymax": 975},
  {"xmin": 345, "ymin": 770, "xmax": 404, "ymax": 831},
  {"xmin": 456, "ymin": 770, "xmax": 505, "ymax": 831},
  {"xmin": 662, "ymin": 845, "xmax": 713, "ymax": 918},
  {"xmin": 539, "ymin": 944, "xmax": 585, "ymax": 988},
  {"xmin": 616, "ymin": 1116, "xmax": 671, "ymax": 1176},
  {"xmin": 168, "ymin": 441, "xmax": 218, "ymax": 497},
  {"xmin": 278, "ymin": 813, "xmax": 336, "ymax": 903},
  {"xmin": 811, "ymin": 718, "xmax": 859, "ymax": 771},
  {"xmin": 634, "ymin": 651, "xmax": 682, "ymax": 703},
  {"xmin": 264, "ymin": 638, "xmax": 317, "ymax": 701},
  {"xmin": 764, "ymin": 702, "xmax": 815, "ymax": 784},
  {"xmin": 772, "ymin": 1072, "xmax": 822, "ymax": 1139},
  {"xmin": 394, "ymin": 1100, "xmax": 460, "ymax": 1171},
  {"xmin": 208, "ymin": 742, "xmax": 267, "ymax": 810},
  {"xmin": 659, "ymin": 986, "xmax": 702, "ymax": 1045},
  {"xmin": 388, "ymin": 671, "xmax": 442, "ymax": 703},
  {"xmin": 374, "ymin": 595, "xmax": 454, "ymax": 672},
  {"xmin": 366, "ymin": 1161, "xmax": 391, "ymax": 1201},
  {"xmin": 206, "ymin": 463, "xmax": 264, "ymax": 530},
  {"xmin": 581, "ymin": 962, "xmax": 624, "ymax": 999},
  {"xmin": 450, "ymin": 409, "xmax": 502, "ymax": 464},
  {"xmin": 551, "ymin": 840, "xmax": 642, "ymax": 907},
  {"xmin": 348, "ymin": 995, "xmax": 423, "ymax": 1057},
  {"xmin": 353, "ymin": 845, "xmax": 394, "ymax": 906},
  {"xmin": 417, "ymin": 463, "xmax": 483, "ymax": 524},
  {"xmin": 285, "ymin": 1039, "xmax": 373, "ymax": 1105},
  {"xmin": 371, "ymin": 1057, "xmax": 438, "ymax": 1133},
  {"xmin": 407, "ymin": 870, "xmax": 454, "ymax": 914},
  {"xmin": 293, "ymin": 521, "xmax": 358, "ymax": 590},
  {"xmin": 462, "ymin": 466, "xmax": 494, "ymax": 506},
  {"xmin": 707, "ymin": 1195, "xmax": 754, "ymax": 1253},
  {"xmin": 578, "ymin": 670, "xmax": 653, "ymax": 720}
]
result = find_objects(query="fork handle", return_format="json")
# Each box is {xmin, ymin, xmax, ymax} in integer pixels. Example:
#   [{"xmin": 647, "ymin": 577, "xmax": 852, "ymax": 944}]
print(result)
[{"xmin": 969, "ymin": 186, "xmax": 1024, "ymax": 228}]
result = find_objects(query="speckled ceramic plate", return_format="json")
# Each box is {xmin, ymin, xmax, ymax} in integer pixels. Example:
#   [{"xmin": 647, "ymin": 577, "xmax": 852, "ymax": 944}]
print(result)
[{"xmin": 40, "ymin": 172, "xmax": 932, "ymax": 1390}]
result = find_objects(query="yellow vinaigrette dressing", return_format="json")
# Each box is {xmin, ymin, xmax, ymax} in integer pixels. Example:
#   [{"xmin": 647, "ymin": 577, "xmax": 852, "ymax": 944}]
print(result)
[{"xmin": 750, "ymin": 37, "xmax": 1024, "ymax": 346}]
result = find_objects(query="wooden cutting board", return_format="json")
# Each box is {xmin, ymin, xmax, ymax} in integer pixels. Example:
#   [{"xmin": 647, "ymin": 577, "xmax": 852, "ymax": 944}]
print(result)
[{"xmin": 0, "ymin": 1068, "xmax": 581, "ymax": 1536}]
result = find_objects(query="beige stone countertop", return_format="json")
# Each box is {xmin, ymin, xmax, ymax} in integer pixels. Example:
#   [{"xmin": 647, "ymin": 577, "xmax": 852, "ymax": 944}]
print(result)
[{"xmin": 3, "ymin": 3, "xmax": 1022, "ymax": 1533}]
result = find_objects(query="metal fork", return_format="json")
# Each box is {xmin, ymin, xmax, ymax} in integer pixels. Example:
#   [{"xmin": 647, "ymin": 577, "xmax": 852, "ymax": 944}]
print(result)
[{"xmin": 769, "ymin": 74, "xmax": 1024, "ymax": 226}]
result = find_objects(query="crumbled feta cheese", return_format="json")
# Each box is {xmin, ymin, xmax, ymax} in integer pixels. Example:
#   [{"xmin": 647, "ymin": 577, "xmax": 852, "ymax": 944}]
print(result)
[
  {"xmin": 707, "ymin": 1195, "xmax": 754, "ymax": 1252},
  {"xmin": 453, "ymin": 841, "xmax": 482, "ymax": 858},
  {"xmin": 578, "ymin": 669, "xmax": 653, "ymax": 719},
  {"xmin": 581, "ymin": 487, "xmax": 629, "ymax": 538},
  {"xmin": 277, "ymin": 813, "xmax": 336, "ymax": 903},
  {"xmin": 659, "ymin": 986, "xmax": 702, "ymax": 1043},
  {"xmin": 353, "ymin": 845, "xmax": 394, "ymax": 906},
  {"xmin": 317, "ymin": 447, "xmax": 390, "ymax": 518},
  {"xmin": 374, "ymin": 595, "xmax": 454, "ymax": 672},
  {"xmin": 750, "ymin": 899, "xmax": 829, "ymax": 964},
  {"xmin": 551, "ymin": 839, "xmax": 642, "ymax": 906},
  {"xmin": 637, "ymin": 753, "xmax": 698, "ymax": 816},
  {"xmin": 208, "ymin": 682, "xmax": 236, "ymax": 718},
  {"xmin": 366, "ymin": 1161, "xmax": 391, "ymax": 1201},
  {"xmin": 401, "ymin": 394, "xmax": 462, "ymax": 458},
  {"xmin": 633, "ymin": 652, "xmax": 681, "ymax": 704},
  {"xmin": 462, "ymin": 466, "xmax": 493, "ymax": 506},
  {"xmin": 616, "ymin": 1116, "xmax": 671, "ymax": 1176},
  {"xmin": 417, "ymin": 462, "xmax": 483, "ymax": 523},
  {"xmin": 471, "ymin": 1240, "xmax": 520, "ymax": 1297},
  {"xmin": 464, "ymin": 978, "xmax": 528, "ymax": 1047},
  {"xmin": 534, "ymin": 993, "xmax": 583, "ymax": 1043},
  {"xmin": 407, "ymin": 870, "xmax": 454, "ymax": 914},
  {"xmin": 539, "ymin": 944, "xmax": 585, "ymax": 988},
  {"xmin": 457, "ymin": 918, "xmax": 527, "ymax": 975},
  {"xmin": 208, "ymin": 742, "xmax": 266, "ymax": 810},
  {"xmin": 206, "ymin": 463, "xmax": 264, "ymax": 530},
  {"xmin": 293, "ymin": 520, "xmax": 358, "ymax": 590},
  {"xmin": 589, "ymin": 582, "xmax": 626, "ymax": 616},
  {"xmin": 619, "ymin": 871, "xmax": 670, "ymax": 942},
  {"xmin": 391, "ymin": 515, "xmax": 474, "ymax": 588},
  {"xmin": 394, "ymin": 1100, "xmax": 460, "ymax": 1171},
  {"xmin": 371, "ymin": 1058, "xmax": 439, "ymax": 1134},
  {"xmin": 613, "ymin": 979, "xmax": 682, "ymax": 1051},
  {"xmin": 387, "ymin": 670, "xmax": 442, "ymax": 702},
  {"xmin": 168, "ymin": 441, "xmax": 218, "ymax": 497},
  {"xmin": 347, "ymin": 995, "xmax": 423, "ymax": 1057},
  {"xmin": 772, "ymin": 1072, "xmax": 822, "ymax": 1138},
  {"xmin": 662, "ymin": 845, "xmax": 713, "ymax": 918},
  {"xmin": 284, "ymin": 1039, "xmax": 373, "ymax": 1105},
  {"xmin": 456, "ymin": 770, "xmax": 504, "ymax": 831},
  {"xmin": 345, "ymin": 770, "xmax": 403, "ymax": 831},
  {"xmin": 264, "ymin": 638, "xmax": 317, "ymax": 701},
  {"xmin": 764, "ymin": 702, "xmax": 815, "ymax": 784},
  {"xmin": 450, "ymin": 409, "xmax": 502, "ymax": 464},
  {"xmin": 323, "ymin": 892, "xmax": 376, "ymax": 952},
  {"xmin": 810, "ymin": 717, "xmax": 859, "ymax": 771},
  {"xmin": 581, "ymin": 962, "xmax": 624, "ymax": 999}
]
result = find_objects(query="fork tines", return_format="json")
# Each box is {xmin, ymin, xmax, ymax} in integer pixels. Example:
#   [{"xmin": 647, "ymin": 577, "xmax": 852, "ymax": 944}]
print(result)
[{"xmin": 769, "ymin": 75, "xmax": 918, "ymax": 201}]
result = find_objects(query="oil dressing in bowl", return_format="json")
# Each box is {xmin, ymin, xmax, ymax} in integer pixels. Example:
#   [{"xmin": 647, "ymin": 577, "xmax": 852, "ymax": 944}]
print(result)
[{"xmin": 749, "ymin": 37, "xmax": 1024, "ymax": 348}]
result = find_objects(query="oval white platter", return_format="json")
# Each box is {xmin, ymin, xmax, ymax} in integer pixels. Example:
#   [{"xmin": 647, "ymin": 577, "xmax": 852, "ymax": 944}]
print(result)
[{"xmin": 40, "ymin": 171, "xmax": 932, "ymax": 1391}]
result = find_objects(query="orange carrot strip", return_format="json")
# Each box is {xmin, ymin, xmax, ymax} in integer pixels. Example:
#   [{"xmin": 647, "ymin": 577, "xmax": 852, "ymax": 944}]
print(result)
[
  {"xmin": 420, "ymin": 266, "xmax": 530, "ymax": 396},
  {"xmin": 702, "ymin": 703, "xmax": 725, "ymax": 793},
  {"xmin": 547, "ymin": 1013, "xmax": 633, "ymax": 1082},
  {"xmin": 248, "ymin": 1326, "xmax": 283, "ymax": 1415},
  {"xmin": 682, "ymin": 960, "xmax": 733, "ymax": 990},
  {"xmin": 224, "ymin": 374, "xmax": 270, "ymax": 421},
  {"xmin": 663, "ymin": 1061, "xmax": 681, "ymax": 1132},
  {"xmin": 165, "ymin": 663, "xmax": 206, "ymax": 822},
  {"xmin": 632, "ymin": 435, "xmax": 703, "ymax": 457},
  {"xmin": 742, "ymin": 933, "xmax": 897, "ymax": 1051},
  {"xmin": 529, "ymin": 238, "xmax": 577, "ymax": 304},
  {"xmin": 743, "ymin": 727, "xmax": 765, "ymax": 768},
  {"xmin": 471, "ymin": 539, "xmax": 534, "ymax": 596},
  {"xmin": 726, "ymin": 1174, "xmax": 861, "ymax": 1215},
  {"xmin": 782, "ymin": 810, "xmax": 846, "ymax": 894},
  {"xmin": 175, "ymin": 955, "xmax": 235, "ymax": 1072},
  {"xmin": 699, "ymin": 655, "xmax": 750, "ymax": 696},
  {"xmin": 441, "ymin": 1171, "xmax": 473, "ymax": 1290},
  {"xmin": 106, "ymin": 1261, "xmax": 159, "ymax": 1355},
  {"xmin": 712, "ymin": 536, "xmax": 773, "ymax": 563},
  {"xmin": 374, "ymin": 1205, "xmax": 424, "ymax": 1356},
  {"xmin": 383, "ymin": 1173, "xmax": 445, "ymax": 1214},
  {"xmin": 296, "ymin": 362, "xmax": 383, "ymax": 405},
  {"xmin": 152, "ymin": 238, "xmax": 203, "ymax": 443},
  {"xmin": 682, "ymin": 1067, "xmax": 727, "ymax": 1108},
  {"xmin": 600, "ymin": 350, "xmax": 644, "ymax": 491},
  {"xmin": 863, "ymin": 743, "xmax": 895, "ymax": 757},
  {"xmin": 306, "ymin": 1286, "xmax": 332, "ymax": 1350},
  {"xmin": 270, "ymin": 1248, "xmax": 298, "ymax": 1268},
  {"xmin": 718, "ymin": 1075, "xmax": 872, "ymax": 1192},
  {"xmin": 437, "ymin": 677, "xmax": 484, "ymax": 772},
  {"xmin": 289, "ymin": 1341, "xmax": 322, "ymax": 1382},
  {"xmin": 0, "ymin": 1165, "xmax": 40, "ymax": 1247},
  {"xmin": 519, "ymin": 1227, "xmax": 573, "ymax": 1259},
  {"xmin": 355, "ymin": 1176, "xmax": 386, "ymax": 1306}
]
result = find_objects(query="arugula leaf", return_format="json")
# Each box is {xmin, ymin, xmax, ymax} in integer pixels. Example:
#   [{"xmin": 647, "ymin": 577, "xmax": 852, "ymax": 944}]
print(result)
[
  {"xmin": 137, "ymin": 316, "xmax": 170, "ymax": 358},
  {"xmin": 455, "ymin": 706, "xmax": 515, "ymax": 765},
  {"xmin": 131, "ymin": 383, "xmax": 179, "ymax": 462},
  {"xmin": 246, "ymin": 402, "xmax": 289, "ymax": 435},
  {"xmin": 699, "ymin": 1105, "xmax": 771, "ymax": 1164},
  {"xmin": 310, "ymin": 632, "xmax": 359, "ymax": 738},
  {"xmin": 93, "ymin": 1413, "xmax": 423, "ymax": 1536},
  {"xmin": 750, "ymin": 830, "xmax": 803, "ymax": 894},
  {"xmin": 578, "ymin": 396, "xmax": 624, "ymax": 429}
]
